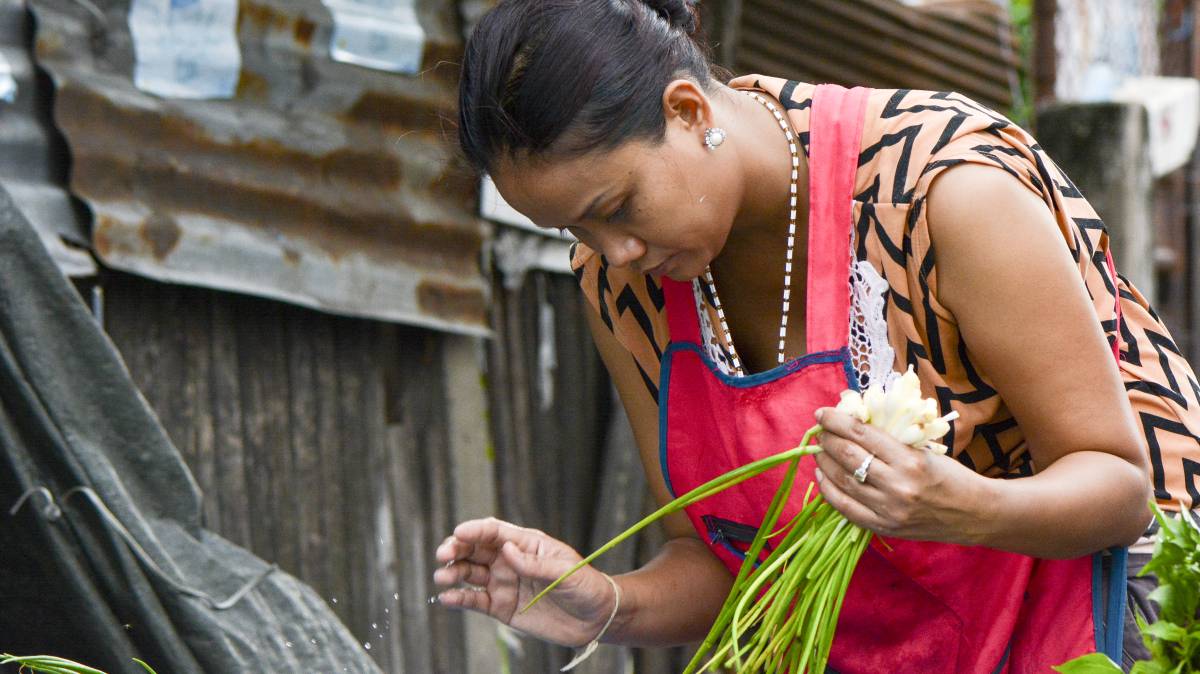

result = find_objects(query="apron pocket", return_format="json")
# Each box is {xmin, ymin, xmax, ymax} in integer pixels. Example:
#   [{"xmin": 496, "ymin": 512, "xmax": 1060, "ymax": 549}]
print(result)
[{"xmin": 702, "ymin": 514, "xmax": 773, "ymax": 562}]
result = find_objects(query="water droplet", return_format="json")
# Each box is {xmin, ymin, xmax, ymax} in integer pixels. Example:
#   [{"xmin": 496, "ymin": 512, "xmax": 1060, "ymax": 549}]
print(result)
[
  {"xmin": 384, "ymin": 608, "xmax": 389, "ymax": 614},
  {"xmin": 393, "ymin": 593, "xmax": 399, "ymax": 600},
  {"xmin": 372, "ymin": 623, "xmax": 377, "ymax": 629},
  {"xmin": 364, "ymin": 643, "xmax": 372, "ymax": 650},
  {"xmin": 285, "ymin": 642, "xmax": 293, "ymax": 648},
  {"xmin": 331, "ymin": 597, "xmax": 338, "ymax": 604},
  {"xmin": 310, "ymin": 638, "xmax": 318, "ymax": 645},
  {"xmin": 377, "ymin": 634, "xmax": 383, "ymax": 639}
]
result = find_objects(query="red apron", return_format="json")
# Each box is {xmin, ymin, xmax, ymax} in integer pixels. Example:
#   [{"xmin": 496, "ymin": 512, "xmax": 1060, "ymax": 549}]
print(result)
[{"xmin": 658, "ymin": 84, "xmax": 1127, "ymax": 673}]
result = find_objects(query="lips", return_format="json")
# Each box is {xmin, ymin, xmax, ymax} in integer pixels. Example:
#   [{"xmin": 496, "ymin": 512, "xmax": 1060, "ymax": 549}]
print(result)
[{"xmin": 644, "ymin": 254, "xmax": 675, "ymax": 277}]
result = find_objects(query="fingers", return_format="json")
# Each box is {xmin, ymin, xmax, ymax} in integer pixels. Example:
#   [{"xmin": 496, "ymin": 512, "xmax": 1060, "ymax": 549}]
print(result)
[
  {"xmin": 432, "ymin": 559, "xmax": 492, "ymax": 588},
  {"xmin": 435, "ymin": 517, "xmax": 546, "ymax": 566},
  {"xmin": 815, "ymin": 464, "xmax": 891, "ymax": 534},
  {"xmin": 817, "ymin": 407, "xmax": 912, "ymax": 467},
  {"xmin": 814, "ymin": 409, "xmax": 898, "ymax": 492},
  {"xmin": 435, "ymin": 535, "xmax": 496, "ymax": 567},
  {"xmin": 435, "ymin": 585, "xmax": 494, "ymax": 614}
]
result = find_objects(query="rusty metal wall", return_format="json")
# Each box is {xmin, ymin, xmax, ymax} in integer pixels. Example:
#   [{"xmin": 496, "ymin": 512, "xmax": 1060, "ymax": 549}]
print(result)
[
  {"xmin": 0, "ymin": 0, "xmax": 93, "ymax": 277},
  {"xmin": 30, "ymin": 0, "xmax": 488, "ymax": 336},
  {"xmin": 734, "ymin": 0, "xmax": 1022, "ymax": 114}
]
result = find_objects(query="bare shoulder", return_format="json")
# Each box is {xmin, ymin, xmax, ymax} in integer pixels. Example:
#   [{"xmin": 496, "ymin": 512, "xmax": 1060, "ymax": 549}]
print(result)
[
  {"xmin": 921, "ymin": 162, "xmax": 1143, "ymax": 469},
  {"xmin": 923, "ymin": 163, "xmax": 1069, "ymax": 315}
]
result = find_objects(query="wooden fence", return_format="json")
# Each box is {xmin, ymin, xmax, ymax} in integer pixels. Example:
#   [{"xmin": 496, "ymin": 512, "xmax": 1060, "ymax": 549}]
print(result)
[{"xmin": 97, "ymin": 268, "xmax": 689, "ymax": 673}]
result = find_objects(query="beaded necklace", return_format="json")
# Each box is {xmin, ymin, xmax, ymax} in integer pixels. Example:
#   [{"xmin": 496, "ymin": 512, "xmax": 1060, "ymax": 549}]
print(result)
[{"xmin": 703, "ymin": 91, "xmax": 801, "ymax": 375}]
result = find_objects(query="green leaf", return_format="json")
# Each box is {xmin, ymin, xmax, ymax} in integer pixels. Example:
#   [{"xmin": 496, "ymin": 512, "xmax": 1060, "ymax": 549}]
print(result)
[
  {"xmin": 1052, "ymin": 652, "xmax": 1123, "ymax": 673},
  {"xmin": 1130, "ymin": 660, "xmax": 1170, "ymax": 674},
  {"xmin": 132, "ymin": 659, "xmax": 157, "ymax": 674},
  {"xmin": 1144, "ymin": 621, "xmax": 1189, "ymax": 643}
]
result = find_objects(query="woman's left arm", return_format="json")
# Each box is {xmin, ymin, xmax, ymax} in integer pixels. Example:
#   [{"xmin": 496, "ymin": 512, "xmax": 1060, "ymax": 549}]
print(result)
[{"xmin": 813, "ymin": 163, "xmax": 1152, "ymax": 559}]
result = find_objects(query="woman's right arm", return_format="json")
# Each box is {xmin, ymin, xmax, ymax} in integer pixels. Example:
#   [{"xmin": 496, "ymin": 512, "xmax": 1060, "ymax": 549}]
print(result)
[
  {"xmin": 582, "ymin": 302, "xmax": 733, "ymax": 646},
  {"xmin": 432, "ymin": 299, "xmax": 732, "ymax": 648}
]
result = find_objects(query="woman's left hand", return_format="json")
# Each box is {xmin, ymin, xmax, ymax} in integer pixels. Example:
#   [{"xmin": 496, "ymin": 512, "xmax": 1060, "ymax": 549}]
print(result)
[{"xmin": 812, "ymin": 407, "xmax": 992, "ymax": 545}]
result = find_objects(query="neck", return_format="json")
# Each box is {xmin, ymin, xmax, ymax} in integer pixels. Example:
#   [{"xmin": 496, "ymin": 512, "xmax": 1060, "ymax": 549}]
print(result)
[{"xmin": 711, "ymin": 88, "xmax": 809, "ymax": 279}]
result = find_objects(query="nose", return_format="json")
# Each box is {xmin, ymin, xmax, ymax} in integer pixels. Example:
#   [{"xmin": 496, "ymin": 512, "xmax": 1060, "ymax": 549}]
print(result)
[{"xmin": 598, "ymin": 233, "xmax": 645, "ymax": 269}]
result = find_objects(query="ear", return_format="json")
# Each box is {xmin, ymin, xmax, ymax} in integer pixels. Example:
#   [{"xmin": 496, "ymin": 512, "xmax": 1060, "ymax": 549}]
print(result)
[{"xmin": 662, "ymin": 79, "xmax": 713, "ymax": 134}]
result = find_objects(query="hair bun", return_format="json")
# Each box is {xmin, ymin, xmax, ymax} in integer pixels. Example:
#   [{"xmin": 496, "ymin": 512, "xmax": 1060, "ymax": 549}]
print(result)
[{"xmin": 642, "ymin": 0, "xmax": 699, "ymax": 35}]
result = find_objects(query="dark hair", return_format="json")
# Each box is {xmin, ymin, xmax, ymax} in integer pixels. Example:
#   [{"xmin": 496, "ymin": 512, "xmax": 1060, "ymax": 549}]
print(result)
[{"xmin": 458, "ymin": 0, "xmax": 721, "ymax": 173}]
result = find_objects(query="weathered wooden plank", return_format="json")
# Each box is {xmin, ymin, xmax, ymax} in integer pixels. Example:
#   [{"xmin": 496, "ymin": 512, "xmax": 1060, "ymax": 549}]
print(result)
[
  {"xmin": 233, "ymin": 295, "xmax": 287, "ymax": 564},
  {"xmin": 180, "ymin": 286, "xmax": 216, "ymax": 531},
  {"xmin": 208, "ymin": 293, "xmax": 251, "ymax": 548},
  {"xmin": 489, "ymin": 283, "xmax": 556, "ymax": 673},
  {"xmin": 334, "ymin": 317, "xmax": 371, "ymax": 648},
  {"xmin": 362, "ymin": 322, "xmax": 402, "ymax": 672},
  {"xmin": 283, "ymin": 304, "xmax": 322, "ymax": 585},
  {"xmin": 501, "ymin": 286, "xmax": 540, "ymax": 527},
  {"xmin": 408, "ymin": 330, "xmax": 467, "ymax": 674},
  {"xmin": 385, "ymin": 419, "xmax": 430, "ymax": 674},
  {"xmin": 311, "ymin": 313, "xmax": 348, "ymax": 617}
]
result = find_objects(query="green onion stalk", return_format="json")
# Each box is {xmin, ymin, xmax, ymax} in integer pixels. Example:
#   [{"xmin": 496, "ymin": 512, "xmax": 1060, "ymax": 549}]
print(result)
[
  {"xmin": 523, "ymin": 367, "xmax": 956, "ymax": 673},
  {"xmin": 0, "ymin": 653, "xmax": 157, "ymax": 674}
]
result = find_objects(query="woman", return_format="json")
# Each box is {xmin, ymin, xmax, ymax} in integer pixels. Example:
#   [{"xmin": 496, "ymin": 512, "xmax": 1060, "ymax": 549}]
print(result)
[{"xmin": 433, "ymin": 0, "xmax": 1200, "ymax": 670}]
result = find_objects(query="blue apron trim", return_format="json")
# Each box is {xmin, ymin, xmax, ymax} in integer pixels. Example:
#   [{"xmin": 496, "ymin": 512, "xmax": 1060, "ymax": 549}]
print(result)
[
  {"xmin": 657, "ymin": 341, "xmax": 856, "ymax": 498},
  {"xmin": 1091, "ymin": 551, "xmax": 1104, "ymax": 652},
  {"xmin": 1090, "ymin": 546, "xmax": 1129, "ymax": 660},
  {"xmin": 657, "ymin": 343, "xmax": 681, "ymax": 497},
  {"xmin": 1105, "ymin": 546, "xmax": 1127, "ymax": 661}
]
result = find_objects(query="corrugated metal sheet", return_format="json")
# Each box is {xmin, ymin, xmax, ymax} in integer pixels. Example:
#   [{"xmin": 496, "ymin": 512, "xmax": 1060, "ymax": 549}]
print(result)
[
  {"xmin": 735, "ymin": 0, "xmax": 1022, "ymax": 113},
  {"xmin": 30, "ymin": 0, "xmax": 489, "ymax": 335},
  {"xmin": 0, "ymin": 0, "xmax": 94, "ymax": 277}
]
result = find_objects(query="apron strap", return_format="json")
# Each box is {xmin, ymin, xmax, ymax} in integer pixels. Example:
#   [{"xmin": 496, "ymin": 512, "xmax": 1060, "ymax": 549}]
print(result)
[
  {"xmin": 806, "ymin": 84, "xmax": 870, "ymax": 354},
  {"xmin": 664, "ymin": 277, "xmax": 703, "ymax": 345},
  {"xmin": 665, "ymin": 84, "xmax": 871, "ymax": 353}
]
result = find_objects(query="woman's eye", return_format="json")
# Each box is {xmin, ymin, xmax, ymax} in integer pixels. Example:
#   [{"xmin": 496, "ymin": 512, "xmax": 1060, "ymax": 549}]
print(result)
[{"xmin": 605, "ymin": 203, "xmax": 628, "ymax": 223}]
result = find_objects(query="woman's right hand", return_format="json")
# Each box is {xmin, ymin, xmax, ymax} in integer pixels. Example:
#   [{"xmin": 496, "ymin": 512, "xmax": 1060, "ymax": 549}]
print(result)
[{"xmin": 432, "ymin": 517, "xmax": 620, "ymax": 648}]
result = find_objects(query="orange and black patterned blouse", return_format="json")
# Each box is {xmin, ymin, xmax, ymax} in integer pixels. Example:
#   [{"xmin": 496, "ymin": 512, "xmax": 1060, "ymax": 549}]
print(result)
[{"xmin": 572, "ymin": 75, "xmax": 1200, "ymax": 513}]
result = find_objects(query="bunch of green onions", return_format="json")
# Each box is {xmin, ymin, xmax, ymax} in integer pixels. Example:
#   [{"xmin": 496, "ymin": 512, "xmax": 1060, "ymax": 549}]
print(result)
[
  {"xmin": 524, "ymin": 367, "xmax": 955, "ymax": 673},
  {"xmin": 523, "ymin": 427, "xmax": 862, "ymax": 672}
]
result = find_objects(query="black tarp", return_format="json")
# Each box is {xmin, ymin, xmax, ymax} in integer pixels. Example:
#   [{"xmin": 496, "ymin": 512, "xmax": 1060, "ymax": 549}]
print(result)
[{"xmin": 0, "ymin": 186, "xmax": 383, "ymax": 674}]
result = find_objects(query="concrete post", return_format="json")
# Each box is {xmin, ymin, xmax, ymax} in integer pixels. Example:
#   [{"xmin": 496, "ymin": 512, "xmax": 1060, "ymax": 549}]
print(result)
[{"xmin": 1036, "ymin": 103, "xmax": 1156, "ymax": 298}]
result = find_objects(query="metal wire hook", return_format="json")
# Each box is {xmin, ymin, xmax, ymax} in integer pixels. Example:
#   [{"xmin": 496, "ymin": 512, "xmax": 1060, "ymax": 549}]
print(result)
[{"xmin": 9, "ymin": 486, "xmax": 62, "ymax": 520}]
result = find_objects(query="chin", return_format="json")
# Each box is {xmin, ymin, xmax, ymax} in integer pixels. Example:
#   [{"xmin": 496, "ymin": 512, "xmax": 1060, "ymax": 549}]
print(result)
[{"xmin": 663, "ymin": 264, "xmax": 697, "ymax": 282}]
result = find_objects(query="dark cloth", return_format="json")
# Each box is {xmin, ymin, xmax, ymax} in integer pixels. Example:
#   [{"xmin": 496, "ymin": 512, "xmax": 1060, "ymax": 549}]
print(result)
[
  {"xmin": 0, "ymin": 185, "xmax": 381, "ymax": 673},
  {"xmin": 1122, "ymin": 552, "xmax": 1158, "ymax": 669}
]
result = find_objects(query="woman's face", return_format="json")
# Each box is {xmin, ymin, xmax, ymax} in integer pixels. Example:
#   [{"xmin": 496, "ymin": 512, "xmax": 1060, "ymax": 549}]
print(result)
[{"xmin": 491, "ymin": 84, "xmax": 743, "ymax": 281}]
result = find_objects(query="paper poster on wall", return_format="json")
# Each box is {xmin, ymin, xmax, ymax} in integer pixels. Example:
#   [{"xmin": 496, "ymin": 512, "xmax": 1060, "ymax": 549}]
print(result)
[
  {"xmin": 321, "ymin": 0, "xmax": 426, "ymax": 75},
  {"xmin": 128, "ymin": 0, "xmax": 241, "ymax": 99},
  {"xmin": 0, "ymin": 51, "xmax": 16, "ymax": 103}
]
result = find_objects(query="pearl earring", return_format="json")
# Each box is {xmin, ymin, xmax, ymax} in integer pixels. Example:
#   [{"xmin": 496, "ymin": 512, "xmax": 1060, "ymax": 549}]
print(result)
[{"xmin": 703, "ymin": 127, "xmax": 726, "ymax": 150}]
